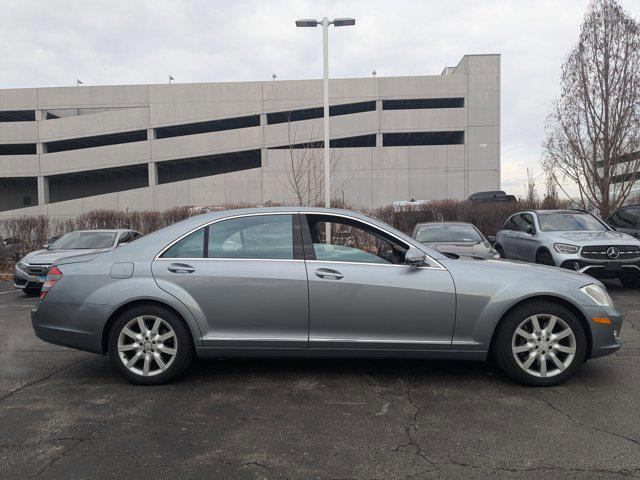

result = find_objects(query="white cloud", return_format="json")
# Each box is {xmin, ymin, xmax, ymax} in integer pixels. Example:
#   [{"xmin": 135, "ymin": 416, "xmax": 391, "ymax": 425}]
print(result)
[{"xmin": 2, "ymin": 0, "xmax": 639, "ymax": 196}]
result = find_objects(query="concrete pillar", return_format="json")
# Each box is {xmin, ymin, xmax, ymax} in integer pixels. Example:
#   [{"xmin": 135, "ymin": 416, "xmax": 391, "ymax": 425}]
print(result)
[
  {"xmin": 147, "ymin": 127, "xmax": 156, "ymax": 141},
  {"xmin": 35, "ymin": 110, "xmax": 43, "ymax": 121},
  {"xmin": 148, "ymin": 162, "xmax": 158, "ymax": 186},
  {"xmin": 260, "ymin": 113, "xmax": 267, "ymax": 126},
  {"xmin": 37, "ymin": 176, "xmax": 49, "ymax": 205},
  {"xmin": 376, "ymin": 133, "xmax": 383, "ymax": 147},
  {"xmin": 376, "ymin": 100, "xmax": 383, "ymax": 147}
]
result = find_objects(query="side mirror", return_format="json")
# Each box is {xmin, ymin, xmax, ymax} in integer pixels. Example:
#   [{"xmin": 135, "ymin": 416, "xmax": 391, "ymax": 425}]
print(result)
[
  {"xmin": 525, "ymin": 225, "xmax": 536, "ymax": 235},
  {"xmin": 487, "ymin": 235, "xmax": 496, "ymax": 245},
  {"xmin": 405, "ymin": 247, "xmax": 426, "ymax": 267}
]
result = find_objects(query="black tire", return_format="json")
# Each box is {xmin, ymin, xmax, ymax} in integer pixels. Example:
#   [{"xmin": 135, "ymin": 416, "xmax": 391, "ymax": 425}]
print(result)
[
  {"xmin": 536, "ymin": 249, "xmax": 555, "ymax": 266},
  {"xmin": 108, "ymin": 304, "xmax": 194, "ymax": 385},
  {"xmin": 495, "ymin": 245, "xmax": 505, "ymax": 258},
  {"xmin": 24, "ymin": 287, "xmax": 41, "ymax": 297},
  {"xmin": 493, "ymin": 300, "xmax": 587, "ymax": 386},
  {"xmin": 620, "ymin": 274, "xmax": 640, "ymax": 289}
]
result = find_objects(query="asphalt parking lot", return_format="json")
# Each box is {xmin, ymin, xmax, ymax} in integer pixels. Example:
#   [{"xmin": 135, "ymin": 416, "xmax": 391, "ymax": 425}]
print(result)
[{"xmin": 0, "ymin": 280, "xmax": 639, "ymax": 480}]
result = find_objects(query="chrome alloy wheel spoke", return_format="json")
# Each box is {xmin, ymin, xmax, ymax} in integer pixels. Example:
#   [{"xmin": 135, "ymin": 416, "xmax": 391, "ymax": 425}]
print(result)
[
  {"xmin": 511, "ymin": 314, "xmax": 576, "ymax": 378},
  {"xmin": 117, "ymin": 316, "xmax": 178, "ymax": 377}
]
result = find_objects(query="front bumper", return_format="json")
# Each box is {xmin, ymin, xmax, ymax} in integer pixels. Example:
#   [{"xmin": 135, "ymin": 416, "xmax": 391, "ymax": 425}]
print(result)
[
  {"xmin": 583, "ymin": 304, "xmax": 624, "ymax": 358},
  {"xmin": 13, "ymin": 265, "xmax": 46, "ymax": 291},
  {"xmin": 554, "ymin": 254, "xmax": 640, "ymax": 279}
]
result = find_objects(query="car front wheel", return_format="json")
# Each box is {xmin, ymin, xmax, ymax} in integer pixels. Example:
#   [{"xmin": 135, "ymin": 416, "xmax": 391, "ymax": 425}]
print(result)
[
  {"xmin": 108, "ymin": 305, "xmax": 194, "ymax": 385},
  {"xmin": 493, "ymin": 301, "xmax": 587, "ymax": 386}
]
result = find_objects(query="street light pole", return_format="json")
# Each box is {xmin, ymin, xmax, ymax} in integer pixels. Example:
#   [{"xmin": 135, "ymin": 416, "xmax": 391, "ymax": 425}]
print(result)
[
  {"xmin": 322, "ymin": 16, "xmax": 330, "ymax": 215},
  {"xmin": 295, "ymin": 17, "xmax": 355, "ymax": 242}
]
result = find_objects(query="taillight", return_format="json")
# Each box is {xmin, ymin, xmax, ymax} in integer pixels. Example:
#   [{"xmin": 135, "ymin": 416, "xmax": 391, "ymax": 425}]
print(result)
[{"xmin": 40, "ymin": 266, "xmax": 63, "ymax": 300}]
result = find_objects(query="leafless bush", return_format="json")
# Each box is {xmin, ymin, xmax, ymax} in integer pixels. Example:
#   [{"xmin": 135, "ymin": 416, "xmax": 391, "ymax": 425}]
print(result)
[{"xmin": 0, "ymin": 198, "xmax": 572, "ymax": 271}]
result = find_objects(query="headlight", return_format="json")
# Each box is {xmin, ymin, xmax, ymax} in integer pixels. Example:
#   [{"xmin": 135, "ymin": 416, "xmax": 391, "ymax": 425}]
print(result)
[
  {"xmin": 554, "ymin": 243, "xmax": 579, "ymax": 254},
  {"xmin": 580, "ymin": 284, "xmax": 613, "ymax": 307},
  {"xmin": 17, "ymin": 260, "xmax": 27, "ymax": 270}
]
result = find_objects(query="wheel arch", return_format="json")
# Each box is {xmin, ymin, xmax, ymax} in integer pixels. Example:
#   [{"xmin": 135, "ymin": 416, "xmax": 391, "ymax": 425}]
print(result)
[
  {"xmin": 101, "ymin": 299, "xmax": 197, "ymax": 354},
  {"xmin": 535, "ymin": 246, "xmax": 553, "ymax": 260},
  {"xmin": 488, "ymin": 295, "xmax": 593, "ymax": 359}
]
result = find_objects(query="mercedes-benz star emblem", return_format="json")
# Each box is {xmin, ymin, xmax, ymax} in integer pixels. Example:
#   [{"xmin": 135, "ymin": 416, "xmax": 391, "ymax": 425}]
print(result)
[{"xmin": 606, "ymin": 246, "xmax": 620, "ymax": 259}]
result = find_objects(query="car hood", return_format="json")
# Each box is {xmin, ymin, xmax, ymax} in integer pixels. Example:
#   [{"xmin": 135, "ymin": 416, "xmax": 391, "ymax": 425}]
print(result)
[
  {"xmin": 547, "ymin": 230, "xmax": 639, "ymax": 244},
  {"xmin": 21, "ymin": 248, "xmax": 110, "ymax": 264},
  {"xmin": 423, "ymin": 241, "xmax": 496, "ymax": 259},
  {"xmin": 442, "ymin": 256, "xmax": 601, "ymax": 289}
]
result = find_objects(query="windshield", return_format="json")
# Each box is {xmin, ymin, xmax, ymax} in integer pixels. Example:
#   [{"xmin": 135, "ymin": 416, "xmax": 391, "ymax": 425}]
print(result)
[
  {"xmin": 415, "ymin": 224, "xmax": 483, "ymax": 243},
  {"xmin": 537, "ymin": 212, "xmax": 607, "ymax": 232},
  {"xmin": 49, "ymin": 231, "xmax": 117, "ymax": 250}
]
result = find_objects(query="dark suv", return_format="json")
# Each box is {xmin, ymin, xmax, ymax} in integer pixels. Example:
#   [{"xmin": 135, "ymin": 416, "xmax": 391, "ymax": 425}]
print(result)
[{"xmin": 607, "ymin": 205, "xmax": 640, "ymax": 240}]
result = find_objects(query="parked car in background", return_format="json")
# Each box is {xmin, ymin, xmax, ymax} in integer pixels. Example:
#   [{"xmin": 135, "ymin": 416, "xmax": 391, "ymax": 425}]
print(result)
[
  {"xmin": 495, "ymin": 210, "xmax": 640, "ymax": 288},
  {"xmin": 411, "ymin": 221, "xmax": 500, "ymax": 259},
  {"xmin": 468, "ymin": 191, "xmax": 516, "ymax": 203},
  {"xmin": 1, "ymin": 238, "xmax": 24, "ymax": 261},
  {"xmin": 31, "ymin": 207, "xmax": 622, "ymax": 387},
  {"xmin": 607, "ymin": 205, "xmax": 640, "ymax": 239},
  {"xmin": 14, "ymin": 229, "xmax": 142, "ymax": 295}
]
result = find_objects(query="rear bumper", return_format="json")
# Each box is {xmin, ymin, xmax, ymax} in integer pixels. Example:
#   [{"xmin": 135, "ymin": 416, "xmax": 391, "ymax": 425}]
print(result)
[{"xmin": 31, "ymin": 301, "xmax": 111, "ymax": 354}]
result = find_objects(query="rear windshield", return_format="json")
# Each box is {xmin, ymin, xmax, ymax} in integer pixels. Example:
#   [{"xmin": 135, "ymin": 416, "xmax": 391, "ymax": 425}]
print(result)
[
  {"xmin": 415, "ymin": 224, "xmax": 483, "ymax": 243},
  {"xmin": 537, "ymin": 212, "xmax": 607, "ymax": 232},
  {"xmin": 49, "ymin": 231, "xmax": 117, "ymax": 249}
]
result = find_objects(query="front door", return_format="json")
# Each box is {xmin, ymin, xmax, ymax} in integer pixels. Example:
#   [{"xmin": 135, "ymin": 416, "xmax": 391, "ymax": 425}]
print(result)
[
  {"xmin": 152, "ymin": 213, "xmax": 309, "ymax": 349},
  {"xmin": 302, "ymin": 214, "xmax": 456, "ymax": 351}
]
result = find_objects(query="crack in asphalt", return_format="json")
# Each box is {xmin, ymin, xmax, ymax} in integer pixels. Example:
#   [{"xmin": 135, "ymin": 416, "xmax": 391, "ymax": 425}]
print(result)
[
  {"xmin": 0, "ymin": 357, "xmax": 90, "ymax": 403},
  {"xmin": 533, "ymin": 395, "xmax": 640, "ymax": 448},
  {"xmin": 24, "ymin": 416, "xmax": 114, "ymax": 480},
  {"xmin": 391, "ymin": 381, "xmax": 439, "ymax": 474}
]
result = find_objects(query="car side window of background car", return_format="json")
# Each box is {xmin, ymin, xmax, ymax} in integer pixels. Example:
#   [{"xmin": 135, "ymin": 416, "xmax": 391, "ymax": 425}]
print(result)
[
  {"xmin": 521, "ymin": 213, "xmax": 535, "ymax": 232},
  {"xmin": 611, "ymin": 208, "xmax": 640, "ymax": 228},
  {"xmin": 161, "ymin": 228, "xmax": 205, "ymax": 258},
  {"xmin": 207, "ymin": 214, "xmax": 293, "ymax": 260},
  {"xmin": 306, "ymin": 215, "xmax": 407, "ymax": 264}
]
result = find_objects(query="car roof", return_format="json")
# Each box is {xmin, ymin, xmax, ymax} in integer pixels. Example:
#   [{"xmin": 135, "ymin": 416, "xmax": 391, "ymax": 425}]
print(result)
[
  {"xmin": 414, "ymin": 221, "xmax": 475, "ymax": 227},
  {"xmin": 66, "ymin": 229, "xmax": 136, "ymax": 234}
]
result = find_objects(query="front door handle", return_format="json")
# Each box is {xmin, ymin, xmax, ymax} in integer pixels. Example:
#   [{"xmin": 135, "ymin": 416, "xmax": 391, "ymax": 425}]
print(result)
[
  {"xmin": 167, "ymin": 263, "xmax": 195, "ymax": 274},
  {"xmin": 315, "ymin": 268, "xmax": 343, "ymax": 280}
]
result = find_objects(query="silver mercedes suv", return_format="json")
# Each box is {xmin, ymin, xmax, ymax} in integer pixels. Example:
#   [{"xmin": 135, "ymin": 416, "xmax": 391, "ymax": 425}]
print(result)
[{"xmin": 495, "ymin": 209, "xmax": 640, "ymax": 288}]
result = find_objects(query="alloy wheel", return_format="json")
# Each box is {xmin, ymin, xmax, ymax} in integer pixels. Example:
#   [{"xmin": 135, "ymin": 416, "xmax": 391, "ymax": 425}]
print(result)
[
  {"xmin": 117, "ymin": 316, "xmax": 178, "ymax": 377},
  {"xmin": 511, "ymin": 314, "xmax": 576, "ymax": 378}
]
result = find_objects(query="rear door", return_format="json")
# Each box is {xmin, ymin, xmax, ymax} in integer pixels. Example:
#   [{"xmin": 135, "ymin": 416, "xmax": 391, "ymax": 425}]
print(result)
[
  {"xmin": 152, "ymin": 213, "xmax": 309, "ymax": 349},
  {"xmin": 301, "ymin": 213, "xmax": 456, "ymax": 351}
]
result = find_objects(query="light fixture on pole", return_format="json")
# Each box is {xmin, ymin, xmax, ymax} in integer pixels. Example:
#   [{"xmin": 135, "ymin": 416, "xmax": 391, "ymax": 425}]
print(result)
[
  {"xmin": 76, "ymin": 79, "xmax": 84, "ymax": 86},
  {"xmin": 295, "ymin": 16, "xmax": 355, "ymax": 233},
  {"xmin": 168, "ymin": 75, "xmax": 174, "ymax": 84},
  {"xmin": 272, "ymin": 73, "xmax": 277, "ymax": 81}
]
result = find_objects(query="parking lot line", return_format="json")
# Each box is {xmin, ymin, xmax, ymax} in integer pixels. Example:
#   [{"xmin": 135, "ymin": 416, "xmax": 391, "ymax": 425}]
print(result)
[{"xmin": 0, "ymin": 290, "xmax": 20, "ymax": 295}]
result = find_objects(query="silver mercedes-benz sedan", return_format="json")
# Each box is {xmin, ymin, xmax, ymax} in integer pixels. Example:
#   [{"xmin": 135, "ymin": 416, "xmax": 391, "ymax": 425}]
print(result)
[{"xmin": 31, "ymin": 207, "xmax": 623, "ymax": 386}]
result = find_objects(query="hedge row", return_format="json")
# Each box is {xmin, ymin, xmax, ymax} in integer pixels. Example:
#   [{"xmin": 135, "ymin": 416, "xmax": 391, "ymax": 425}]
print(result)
[{"xmin": 0, "ymin": 197, "xmax": 569, "ymax": 269}]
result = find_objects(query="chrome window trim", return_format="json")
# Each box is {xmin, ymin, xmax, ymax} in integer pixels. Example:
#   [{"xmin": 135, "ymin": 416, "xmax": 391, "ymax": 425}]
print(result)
[
  {"xmin": 154, "ymin": 257, "xmax": 305, "ymax": 263},
  {"xmin": 154, "ymin": 209, "xmax": 445, "ymax": 270},
  {"xmin": 305, "ymin": 259, "xmax": 443, "ymax": 270}
]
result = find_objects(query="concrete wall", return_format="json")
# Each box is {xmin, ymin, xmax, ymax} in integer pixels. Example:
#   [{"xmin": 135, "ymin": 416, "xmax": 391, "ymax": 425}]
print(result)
[{"xmin": 0, "ymin": 54, "xmax": 500, "ymax": 217}]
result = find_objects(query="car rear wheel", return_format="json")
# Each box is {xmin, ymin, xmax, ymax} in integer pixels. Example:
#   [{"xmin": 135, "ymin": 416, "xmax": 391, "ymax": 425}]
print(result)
[
  {"xmin": 536, "ymin": 250, "xmax": 555, "ymax": 266},
  {"xmin": 620, "ymin": 274, "xmax": 640, "ymax": 289},
  {"xmin": 495, "ymin": 245, "xmax": 505, "ymax": 258},
  {"xmin": 493, "ymin": 301, "xmax": 587, "ymax": 386},
  {"xmin": 108, "ymin": 305, "xmax": 194, "ymax": 385}
]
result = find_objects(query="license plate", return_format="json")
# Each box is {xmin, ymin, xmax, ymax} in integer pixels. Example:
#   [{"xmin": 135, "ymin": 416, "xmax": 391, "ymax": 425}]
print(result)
[
  {"xmin": 37, "ymin": 275, "xmax": 47, "ymax": 283},
  {"xmin": 604, "ymin": 261, "xmax": 622, "ymax": 271}
]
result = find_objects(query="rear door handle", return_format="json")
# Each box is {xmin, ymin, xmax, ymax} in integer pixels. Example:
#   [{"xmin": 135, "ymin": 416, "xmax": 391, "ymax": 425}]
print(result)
[
  {"xmin": 315, "ymin": 268, "xmax": 343, "ymax": 280},
  {"xmin": 167, "ymin": 263, "xmax": 195, "ymax": 274}
]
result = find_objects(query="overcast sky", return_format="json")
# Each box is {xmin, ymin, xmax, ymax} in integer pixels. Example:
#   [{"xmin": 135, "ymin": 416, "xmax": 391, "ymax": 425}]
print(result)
[{"xmin": 2, "ymin": 0, "xmax": 640, "ymax": 196}]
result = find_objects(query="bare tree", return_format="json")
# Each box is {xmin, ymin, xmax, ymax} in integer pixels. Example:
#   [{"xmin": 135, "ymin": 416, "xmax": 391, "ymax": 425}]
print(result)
[
  {"xmin": 279, "ymin": 113, "xmax": 351, "ymax": 206},
  {"xmin": 542, "ymin": 0, "xmax": 640, "ymax": 218},
  {"xmin": 525, "ymin": 168, "xmax": 538, "ymax": 203}
]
